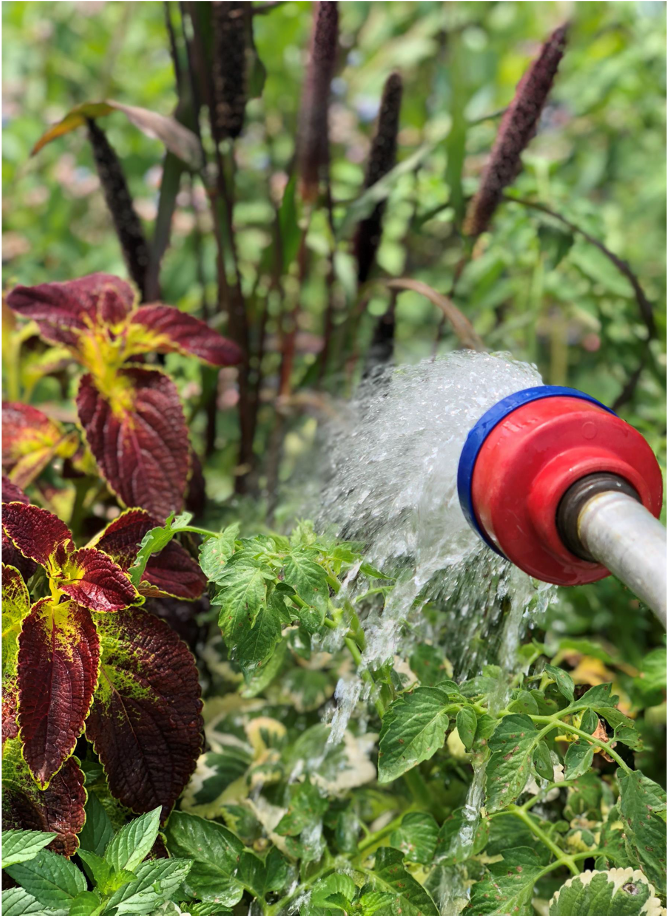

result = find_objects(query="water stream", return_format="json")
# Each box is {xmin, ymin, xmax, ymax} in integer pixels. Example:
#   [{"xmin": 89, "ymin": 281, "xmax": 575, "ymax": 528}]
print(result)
[
  {"xmin": 317, "ymin": 350, "xmax": 553, "ymax": 678},
  {"xmin": 311, "ymin": 352, "xmax": 555, "ymax": 903}
]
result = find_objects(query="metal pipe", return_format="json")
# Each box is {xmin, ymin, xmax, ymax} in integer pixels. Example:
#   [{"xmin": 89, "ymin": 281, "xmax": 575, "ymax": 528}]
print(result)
[{"xmin": 577, "ymin": 491, "xmax": 667, "ymax": 627}]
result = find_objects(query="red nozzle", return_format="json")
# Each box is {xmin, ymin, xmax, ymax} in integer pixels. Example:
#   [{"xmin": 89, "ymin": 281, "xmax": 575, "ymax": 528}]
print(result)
[{"xmin": 468, "ymin": 394, "xmax": 663, "ymax": 585}]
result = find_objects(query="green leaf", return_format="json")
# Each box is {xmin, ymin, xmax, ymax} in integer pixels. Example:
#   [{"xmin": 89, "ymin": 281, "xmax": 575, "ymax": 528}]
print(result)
[
  {"xmin": 77, "ymin": 850, "xmax": 113, "ymax": 890},
  {"xmin": 215, "ymin": 557, "xmax": 272, "ymax": 636},
  {"xmin": 311, "ymin": 874, "xmax": 358, "ymax": 907},
  {"xmin": 378, "ymin": 686, "xmax": 451, "ymax": 783},
  {"xmin": 548, "ymin": 867, "xmax": 663, "ymax": 915},
  {"xmin": 468, "ymin": 847, "xmax": 544, "ymax": 915},
  {"xmin": 1, "ymin": 887, "xmax": 63, "ymax": 916},
  {"xmin": 544, "ymin": 664, "xmax": 574, "ymax": 703},
  {"xmin": 366, "ymin": 847, "xmax": 438, "ymax": 916},
  {"xmin": 77, "ymin": 791, "xmax": 114, "ymax": 857},
  {"xmin": 282, "ymin": 549, "xmax": 329, "ymax": 613},
  {"xmin": 164, "ymin": 811, "xmax": 245, "ymax": 906},
  {"xmin": 235, "ymin": 604, "xmax": 282, "ymax": 674},
  {"xmin": 577, "ymin": 683, "xmax": 619, "ymax": 708},
  {"xmin": 533, "ymin": 740, "xmax": 554, "ymax": 782},
  {"xmin": 276, "ymin": 779, "xmax": 327, "ymax": 836},
  {"xmin": 389, "ymin": 812, "xmax": 439, "ymax": 864},
  {"xmin": 435, "ymin": 807, "xmax": 490, "ymax": 865},
  {"xmin": 128, "ymin": 515, "xmax": 178, "ymax": 586},
  {"xmin": 408, "ymin": 644, "xmax": 450, "ymax": 687},
  {"xmin": 5, "ymin": 849, "xmax": 87, "ymax": 909},
  {"xmin": 455, "ymin": 706, "xmax": 477, "ymax": 750},
  {"xmin": 357, "ymin": 891, "xmax": 395, "ymax": 916},
  {"xmin": 581, "ymin": 708, "xmax": 599, "ymax": 734},
  {"xmin": 104, "ymin": 858, "xmax": 192, "ymax": 914},
  {"xmin": 1, "ymin": 830, "xmax": 56, "ymax": 867},
  {"xmin": 508, "ymin": 689, "xmax": 540, "ymax": 716},
  {"xmin": 485, "ymin": 715, "xmax": 539, "ymax": 812},
  {"xmin": 104, "ymin": 807, "xmax": 161, "ymax": 873},
  {"xmin": 563, "ymin": 742, "xmax": 594, "ymax": 780},
  {"xmin": 68, "ymin": 891, "xmax": 105, "ymax": 916},
  {"xmin": 199, "ymin": 524, "xmax": 240, "ymax": 584},
  {"xmin": 618, "ymin": 769, "xmax": 667, "ymax": 888}
]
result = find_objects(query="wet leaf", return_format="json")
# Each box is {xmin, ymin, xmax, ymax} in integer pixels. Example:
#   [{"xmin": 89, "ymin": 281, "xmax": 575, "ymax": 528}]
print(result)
[
  {"xmin": 548, "ymin": 867, "xmax": 663, "ymax": 915},
  {"xmin": 378, "ymin": 686, "xmax": 452, "ymax": 783},
  {"xmin": 485, "ymin": 714, "xmax": 539, "ymax": 811}
]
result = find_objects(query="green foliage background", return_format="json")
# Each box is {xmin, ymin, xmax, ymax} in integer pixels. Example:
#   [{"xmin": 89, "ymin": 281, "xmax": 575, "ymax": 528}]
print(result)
[{"xmin": 3, "ymin": 0, "xmax": 666, "ymax": 772}]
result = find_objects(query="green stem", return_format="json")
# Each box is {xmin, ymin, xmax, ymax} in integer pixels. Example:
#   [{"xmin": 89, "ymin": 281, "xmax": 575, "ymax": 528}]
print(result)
[
  {"xmin": 506, "ymin": 805, "xmax": 579, "ymax": 876},
  {"xmin": 355, "ymin": 811, "xmax": 409, "ymax": 857},
  {"xmin": 531, "ymin": 716, "xmax": 632, "ymax": 774}
]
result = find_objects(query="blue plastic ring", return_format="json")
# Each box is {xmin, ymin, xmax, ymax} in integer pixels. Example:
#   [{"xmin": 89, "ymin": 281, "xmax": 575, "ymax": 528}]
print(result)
[{"xmin": 456, "ymin": 385, "xmax": 616, "ymax": 557}]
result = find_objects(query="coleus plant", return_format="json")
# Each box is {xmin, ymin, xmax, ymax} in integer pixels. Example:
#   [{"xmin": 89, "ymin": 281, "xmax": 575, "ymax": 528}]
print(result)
[
  {"xmin": 2, "ymin": 498, "xmax": 205, "ymax": 856},
  {"xmin": 5, "ymin": 272, "xmax": 242, "ymax": 519}
]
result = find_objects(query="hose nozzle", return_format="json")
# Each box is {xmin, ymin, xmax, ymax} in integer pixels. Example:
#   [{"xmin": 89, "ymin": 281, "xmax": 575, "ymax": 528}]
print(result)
[{"xmin": 457, "ymin": 386, "xmax": 664, "ymax": 619}]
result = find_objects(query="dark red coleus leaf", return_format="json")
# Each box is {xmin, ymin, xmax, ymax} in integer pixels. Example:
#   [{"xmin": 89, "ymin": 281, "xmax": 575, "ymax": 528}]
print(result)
[
  {"xmin": 2, "ymin": 502, "xmax": 73, "ymax": 568},
  {"xmin": 2, "ymin": 565, "xmax": 30, "ymax": 742},
  {"xmin": 86, "ymin": 607, "xmax": 203, "ymax": 818},
  {"xmin": 5, "ymin": 273, "xmax": 136, "ymax": 350},
  {"xmin": 129, "ymin": 304, "xmax": 243, "ymax": 366},
  {"xmin": 1, "ymin": 478, "xmax": 37, "ymax": 583},
  {"xmin": 2, "ymin": 402, "xmax": 78, "ymax": 489},
  {"xmin": 60, "ymin": 547, "xmax": 140, "ymax": 611},
  {"xmin": 2, "ymin": 500, "xmax": 140, "ymax": 613},
  {"xmin": 18, "ymin": 598, "xmax": 100, "ymax": 787},
  {"xmin": 76, "ymin": 367, "xmax": 190, "ymax": 520},
  {"xmin": 93, "ymin": 508, "xmax": 206, "ymax": 601},
  {"xmin": 3, "ymin": 737, "xmax": 86, "ymax": 856}
]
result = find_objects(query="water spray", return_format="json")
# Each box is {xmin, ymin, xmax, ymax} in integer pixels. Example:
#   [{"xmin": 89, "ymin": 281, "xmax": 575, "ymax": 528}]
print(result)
[{"xmin": 457, "ymin": 386, "xmax": 666, "ymax": 625}]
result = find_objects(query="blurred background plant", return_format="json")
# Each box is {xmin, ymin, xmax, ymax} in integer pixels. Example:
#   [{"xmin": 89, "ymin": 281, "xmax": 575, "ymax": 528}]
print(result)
[{"xmin": 3, "ymin": 0, "xmax": 666, "ymax": 772}]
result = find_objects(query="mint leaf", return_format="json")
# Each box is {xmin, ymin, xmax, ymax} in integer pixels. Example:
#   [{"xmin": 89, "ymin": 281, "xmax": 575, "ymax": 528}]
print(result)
[
  {"xmin": 105, "ymin": 858, "xmax": 192, "ymax": 913},
  {"xmin": 5, "ymin": 849, "xmax": 87, "ymax": 909},
  {"xmin": 77, "ymin": 791, "xmax": 114, "ymax": 857},
  {"xmin": 378, "ymin": 686, "xmax": 451, "ymax": 783},
  {"xmin": 485, "ymin": 714, "xmax": 539, "ymax": 811},
  {"xmin": 1, "ymin": 830, "xmax": 56, "ymax": 867},
  {"xmin": 104, "ymin": 807, "xmax": 161, "ymax": 873},
  {"xmin": 164, "ymin": 811, "xmax": 245, "ymax": 906},
  {"xmin": 68, "ymin": 891, "xmax": 105, "ymax": 916},
  {"xmin": 2, "ymin": 887, "xmax": 63, "ymax": 916}
]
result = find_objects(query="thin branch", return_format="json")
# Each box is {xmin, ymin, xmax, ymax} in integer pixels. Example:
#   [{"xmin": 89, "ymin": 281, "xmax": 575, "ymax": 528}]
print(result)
[{"xmin": 504, "ymin": 194, "xmax": 655, "ymax": 340}]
